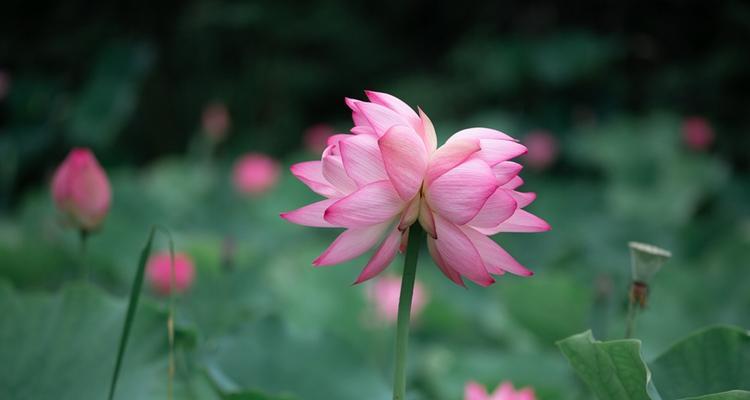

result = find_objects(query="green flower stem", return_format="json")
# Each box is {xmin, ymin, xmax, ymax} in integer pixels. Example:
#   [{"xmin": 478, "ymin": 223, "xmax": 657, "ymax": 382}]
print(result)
[
  {"xmin": 393, "ymin": 223, "xmax": 423, "ymax": 400},
  {"xmin": 625, "ymin": 294, "xmax": 638, "ymax": 339},
  {"xmin": 624, "ymin": 282, "xmax": 645, "ymax": 339},
  {"xmin": 79, "ymin": 229, "xmax": 89, "ymax": 281}
]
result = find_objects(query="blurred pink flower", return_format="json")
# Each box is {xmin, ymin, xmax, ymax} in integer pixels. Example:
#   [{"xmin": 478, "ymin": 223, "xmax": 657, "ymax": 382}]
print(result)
[
  {"xmin": 464, "ymin": 381, "xmax": 536, "ymax": 400},
  {"xmin": 368, "ymin": 276, "xmax": 427, "ymax": 323},
  {"xmin": 51, "ymin": 148, "xmax": 111, "ymax": 232},
  {"xmin": 523, "ymin": 130, "xmax": 558, "ymax": 171},
  {"xmin": 682, "ymin": 116, "xmax": 714, "ymax": 151},
  {"xmin": 147, "ymin": 252, "xmax": 195, "ymax": 295},
  {"xmin": 304, "ymin": 123, "xmax": 335, "ymax": 154},
  {"xmin": 233, "ymin": 153, "xmax": 281, "ymax": 195},
  {"xmin": 281, "ymin": 91, "xmax": 549, "ymax": 286},
  {"xmin": 0, "ymin": 70, "xmax": 10, "ymax": 100},
  {"xmin": 202, "ymin": 102, "xmax": 231, "ymax": 141}
]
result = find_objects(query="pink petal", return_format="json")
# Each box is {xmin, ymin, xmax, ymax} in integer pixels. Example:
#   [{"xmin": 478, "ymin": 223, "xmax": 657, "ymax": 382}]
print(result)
[
  {"xmin": 323, "ymin": 181, "xmax": 404, "ymax": 227},
  {"xmin": 461, "ymin": 226, "xmax": 533, "ymax": 276},
  {"xmin": 339, "ymin": 134, "xmax": 388, "ymax": 186},
  {"xmin": 345, "ymin": 98, "xmax": 371, "ymax": 129},
  {"xmin": 508, "ymin": 190, "xmax": 536, "ymax": 208},
  {"xmin": 399, "ymin": 228, "xmax": 409, "ymax": 253},
  {"xmin": 490, "ymin": 382, "xmax": 515, "ymax": 400},
  {"xmin": 327, "ymin": 134, "xmax": 351, "ymax": 147},
  {"xmin": 502, "ymin": 176, "xmax": 524, "ymax": 190},
  {"xmin": 474, "ymin": 139, "xmax": 527, "ymax": 166},
  {"xmin": 313, "ymin": 220, "xmax": 392, "ymax": 266},
  {"xmin": 464, "ymin": 381, "xmax": 489, "ymax": 400},
  {"xmin": 322, "ymin": 151, "xmax": 357, "ymax": 194},
  {"xmin": 427, "ymin": 236, "xmax": 464, "ymax": 286},
  {"xmin": 353, "ymin": 226, "xmax": 402, "ymax": 283},
  {"xmin": 418, "ymin": 200, "xmax": 437, "ymax": 239},
  {"xmin": 354, "ymin": 101, "xmax": 410, "ymax": 137},
  {"xmin": 351, "ymin": 125, "xmax": 375, "ymax": 136},
  {"xmin": 280, "ymin": 199, "xmax": 339, "ymax": 227},
  {"xmin": 425, "ymin": 138, "xmax": 480, "ymax": 184},
  {"xmin": 492, "ymin": 161, "xmax": 523, "ymax": 185},
  {"xmin": 418, "ymin": 107, "xmax": 438, "ymax": 153},
  {"xmin": 514, "ymin": 388, "xmax": 536, "ymax": 400},
  {"xmin": 468, "ymin": 188, "xmax": 517, "ymax": 230},
  {"xmin": 427, "ymin": 158, "xmax": 498, "ymax": 225},
  {"xmin": 447, "ymin": 127, "xmax": 516, "ymax": 143},
  {"xmin": 364, "ymin": 90, "xmax": 421, "ymax": 130},
  {"xmin": 290, "ymin": 161, "xmax": 340, "ymax": 197},
  {"xmin": 379, "ymin": 125, "xmax": 428, "ymax": 201},
  {"xmin": 476, "ymin": 209, "xmax": 551, "ymax": 234},
  {"xmin": 433, "ymin": 214, "xmax": 494, "ymax": 286},
  {"xmin": 398, "ymin": 197, "xmax": 420, "ymax": 231}
]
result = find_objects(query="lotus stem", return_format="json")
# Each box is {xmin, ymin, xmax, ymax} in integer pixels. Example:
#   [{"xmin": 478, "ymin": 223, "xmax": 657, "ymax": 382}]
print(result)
[{"xmin": 393, "ymin": 223, "xmax": 423, "ymax": 400}]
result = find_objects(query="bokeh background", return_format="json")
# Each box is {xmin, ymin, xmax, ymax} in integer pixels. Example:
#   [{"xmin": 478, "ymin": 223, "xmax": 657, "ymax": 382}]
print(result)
[{"xmin": 1, "ymin": 1, "xmax": 749, "ymax": 399}]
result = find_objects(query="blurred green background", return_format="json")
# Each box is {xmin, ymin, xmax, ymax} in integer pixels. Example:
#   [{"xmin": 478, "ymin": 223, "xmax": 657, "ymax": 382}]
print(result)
[{"xmin": 1, "ymin": 1, "xmax": 749, "ymax": 399}]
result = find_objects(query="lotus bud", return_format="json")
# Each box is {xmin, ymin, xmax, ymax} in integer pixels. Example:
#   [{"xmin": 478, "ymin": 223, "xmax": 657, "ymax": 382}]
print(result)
[
  {"xmin": 146, "ymin": 252, "xmax": 195, "ymax": 295},
  {"xmin": 51, "ymin": 148, "xmax": 111, "ymax": 232},
  {"xmin": 232, "ymin": 153, "xmax": 280, "ymax": 195}
]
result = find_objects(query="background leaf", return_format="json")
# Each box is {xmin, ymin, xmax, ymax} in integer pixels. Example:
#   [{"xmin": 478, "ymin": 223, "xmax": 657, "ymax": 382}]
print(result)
[
  {"xmin": 0, "ymin": 282, "xmax": 168, "ymax": 400},
  {"xmin": 557, "ymin": 330, "xmax": 656, "ymax": 400},
  {"xmin": 650, "ymin": 326, "xmax": 750, "ymax": 399}
]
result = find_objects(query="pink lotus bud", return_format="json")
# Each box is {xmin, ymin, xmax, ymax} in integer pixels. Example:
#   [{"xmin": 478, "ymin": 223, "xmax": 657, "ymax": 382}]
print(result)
[
  {"xmin": 232, "ymin": 153, "xmax": 281, "ymax": 195},
  {"xmin": 146, "ymin": 252, "xmax": 195, "ymax": 295},
  {"xmin": 523, "ymin": 130, "xmax": 558, "ymax": 171},
  {"xmin": 0, "ymin": 70, "xmax": 10, "ymax": 100},
  {"xmin": 682, "ymin": 116, "xmax": 714, "ymax": 151},
  {"xmin": 368, "ymin": 276, "xmax": 427, "ymax": 323},
  {"xmin": 464, "ymin": 381, "xmax": 536, "ymax": 400},
  {"xmin": 303, "ymin": 123, "xmax": 335, "ymax": 154},
  {"xmin": 202, "ymin": 102, "xmax": 231, "ymax": 142},
  {"xmin": 51, "ymin": 148, "xmax": 111, "ymax": 232}
]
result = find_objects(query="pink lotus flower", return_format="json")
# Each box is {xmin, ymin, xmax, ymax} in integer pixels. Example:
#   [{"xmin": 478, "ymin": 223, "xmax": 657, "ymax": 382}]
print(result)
[
  {"xmin": 368, "ymin": 276, "xmax": 428, "ymax": 323},
  {"xmin": 51, "ymin": 148, "xmax": 111, "ymax": 232},
  {"xmin": 523, "ymin": 130, "xmax": 558, "ymax": 171},
  {"xmin": 202, "ymin": 102, "xmax": 231, "ymax": 142},
  {"xmin": 465, "ymin": 381, "xmax": 536, "ymax": 400},
  {"xmin": 233, "ymin": 153, "xmax": 281, "ymax": 195},
  {"xmin": 682, "ymin": 116, "xmax": 714, "ymax": 151},
  {"xmin": 146, "ymin": 252, "xmax": 195, "ymax": 295},
  {"xmin": 281, "ymin": 91, "xmax": 549, "ymax": 286},
  {"xmin": 304, "ymin": 123, "xmax": 336, "ymax": 154}
]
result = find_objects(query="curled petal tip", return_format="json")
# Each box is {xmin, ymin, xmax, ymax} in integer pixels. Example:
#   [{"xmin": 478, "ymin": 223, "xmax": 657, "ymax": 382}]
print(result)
[
  {"xmin": 311, "ymin": 255, "xmax": 326, "ymax": 267},
  {"xmin": 352, "ymin": 274, "xmax": 371, "ymax": 285}
]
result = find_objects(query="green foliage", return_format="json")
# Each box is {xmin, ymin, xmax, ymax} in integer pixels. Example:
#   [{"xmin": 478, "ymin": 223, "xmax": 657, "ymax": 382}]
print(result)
[
  {"xmin": 108, "ymin": 227, "xmax": 158, "ymax": 400},
  {"xmin": 205, "ymin": 318, "xmax": 390, "ymax": 400},
  {"xmin": 557, "ymin": 331, "xmax": 656, "ymax": 400},
  {"xmin": 0, "ymin": 282, "xmax": 168, "ymax": 400},
  {"xmin": 501, "ymin": 274, "xmax": 592, "ymax": 345},
  {"xmin": 559, "ymin": 327, "xmax": 750, "ymax": 400},
  {"xmin": 681, "ymin": 392, "xmax": 750, "ymax": 400},
  {"xmin": 650, "ymin": 326, "xmax": 750, "ymax": 399},
  {"xmin": 66, "ymin": 43, "xmax": 155, "ymax": 150}
]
